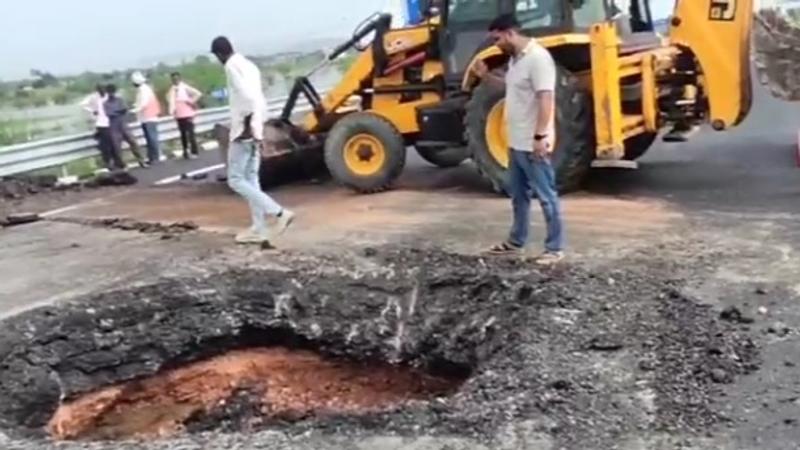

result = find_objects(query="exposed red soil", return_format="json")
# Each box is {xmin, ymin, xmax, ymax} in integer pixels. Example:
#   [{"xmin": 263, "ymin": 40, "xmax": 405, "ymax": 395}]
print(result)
[{"xmin": 48, "ymin": 347, "xmax": 461, "ymax": 441}]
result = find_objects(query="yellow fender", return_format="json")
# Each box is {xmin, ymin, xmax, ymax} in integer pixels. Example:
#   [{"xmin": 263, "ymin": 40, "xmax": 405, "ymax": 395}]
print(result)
[
  {"xmin": 460, "ymin": 46, "xmax": 509, "ymax": 92},
  {"xmin": 460, "ymin": 34, "xmax": 591, "ymax": 92}
]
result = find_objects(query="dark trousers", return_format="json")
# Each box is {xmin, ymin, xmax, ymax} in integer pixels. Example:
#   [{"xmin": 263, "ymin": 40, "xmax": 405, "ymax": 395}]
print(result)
[
  {"xmin": 96, "ymin": 127, "xmax": 124, "ymax": 170},
  {"xmin": 119, "ymin": 124, "xmax": 144, "ymax": 162},
  {"xmin": 141, "ymin": 122, "xmax": 161, "ymax": 163},
  {"xmin": 177, "ymin": 118, "xmax": 199, "ymax": 157}
]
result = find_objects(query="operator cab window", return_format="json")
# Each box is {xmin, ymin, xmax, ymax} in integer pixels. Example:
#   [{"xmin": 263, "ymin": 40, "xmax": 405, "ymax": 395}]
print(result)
[
  {"xmin": 571, "ymin": 0, "xmax": 608, "ymax": 29},
  {"xmin": 448, "ymin": 0, "xmax": 502, "ymax": 26},
  {"xmin": 514, "ymin": 0, "xmax": 565, "ymax": 28}
]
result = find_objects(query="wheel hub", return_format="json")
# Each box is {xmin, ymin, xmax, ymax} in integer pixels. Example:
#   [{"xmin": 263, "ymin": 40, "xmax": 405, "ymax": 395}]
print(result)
[
  {"xmin": 344, "ymin": 134, "xmax": 387, "ymax": 176},
  {"xmin": 356, "ymin": 144, "xmax": 375, "ymax": 162}
]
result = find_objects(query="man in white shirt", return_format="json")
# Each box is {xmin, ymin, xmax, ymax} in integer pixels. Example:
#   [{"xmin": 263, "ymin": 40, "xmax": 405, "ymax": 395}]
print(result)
[
  {"xmin": 131, "ymin": 71, "xmax": 162, "ymax": 164},
  {"xmin": 474, "ymin": 14, "xmax": 565, "ymax": 265},
  {"xmin": 80, "ymin": 84, "xmax": 123, "ymax": 170},
  {"xmin": 211, "ymin": 36, "xmax": 295, "ymax": 244}
]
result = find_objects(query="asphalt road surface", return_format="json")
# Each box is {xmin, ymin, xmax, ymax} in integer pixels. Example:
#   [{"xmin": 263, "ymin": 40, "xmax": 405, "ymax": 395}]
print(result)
[{"xmin": 0, "ymin": 80, "xmax": 798, "ymax": 450}]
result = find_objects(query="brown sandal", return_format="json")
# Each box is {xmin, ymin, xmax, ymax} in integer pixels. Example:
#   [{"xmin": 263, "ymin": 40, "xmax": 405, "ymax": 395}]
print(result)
[{"xmin": 486, "ymin": 241, "xmax": 522, "ymax": 255}]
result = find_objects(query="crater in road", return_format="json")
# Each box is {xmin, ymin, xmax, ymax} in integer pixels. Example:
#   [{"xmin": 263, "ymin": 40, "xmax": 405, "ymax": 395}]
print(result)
[{"xmin": 0, "ymin": 247, "xmax": 759, "ymax": 447}]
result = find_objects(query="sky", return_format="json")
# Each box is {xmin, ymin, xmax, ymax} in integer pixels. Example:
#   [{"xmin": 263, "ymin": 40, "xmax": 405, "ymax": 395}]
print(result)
[
  {"xmin": 0, "ymin": 0, "xmax": 676, "ymax": 81},
  {"xmin": 0, "ymin": 0, "xmax": 381, "ymax": 80}
]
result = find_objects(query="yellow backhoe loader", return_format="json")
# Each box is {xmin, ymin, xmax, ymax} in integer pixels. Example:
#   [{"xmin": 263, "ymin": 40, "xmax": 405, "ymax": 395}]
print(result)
[{"xmin": 257, "ymin": 0, "xmax": 753, "ymax": 195}]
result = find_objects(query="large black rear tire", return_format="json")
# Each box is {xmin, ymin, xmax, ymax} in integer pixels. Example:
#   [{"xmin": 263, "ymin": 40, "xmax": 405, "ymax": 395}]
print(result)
[
  {"xmin": 465, "ymin": 65, "xmax": 595, "ymax": 196},
  {"xmin": 323, "ymin": 112, "xmax": 406, "ymax": 193},
  {"xmin": 415, "ymin": 146, "xmax": 469, "ymax": 168}
]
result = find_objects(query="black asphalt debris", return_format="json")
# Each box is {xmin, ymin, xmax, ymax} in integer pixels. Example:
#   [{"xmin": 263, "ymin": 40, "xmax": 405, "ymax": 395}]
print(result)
[
  {"xmin": 0, "ymin": 176, "xmax": 59, "ymax": 200},
  {"xmin": 52, "ymin": 217, "xmax": 199, "ymax": 236},
  {"xmin": 586, "ymin": 335, "xmax": 624, "ymax": 351},
  {"xmin": 87, "ymin": 171, "xmax": 138, "ymax": 187},
  {"xmin": 720, "ymin": 306, "xmax": 756, "ymax": 324},
  {"xmin": 3, "ymin": 212, "xmax": 41, "ymax": 227},
  {"xmin": 0, "ymin": 247, "xmax": 760, "ymax": 450}
]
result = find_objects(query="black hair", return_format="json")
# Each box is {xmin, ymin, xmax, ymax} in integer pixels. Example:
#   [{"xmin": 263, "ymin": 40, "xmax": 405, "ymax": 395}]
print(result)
[
  {"xmin": 170, "ymin": 72, "xmax": 181, "ymax": 78},
  {"xmin": 105, "ymin": 84, "xmax": 117, "ymax": 95},
  {"xmin": 488, "ymin": 13, "xmax": 521, "ymax": 32},
  {"xmin": 210, "ymin": 36, "xmax": 234, "ymax": 56}
]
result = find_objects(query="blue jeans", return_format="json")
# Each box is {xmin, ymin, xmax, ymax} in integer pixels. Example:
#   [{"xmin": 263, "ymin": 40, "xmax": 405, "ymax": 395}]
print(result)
[
  {"xmin": 227, "ymin": 140, "xmax": 283, "ymax": 231},
  {"xmin": 507, "ymin": 149, "xmax": 564, "ymax": 252},
  {"xmin": 141, "ymin": 122, "xmax": 161, "ymax": 163}
]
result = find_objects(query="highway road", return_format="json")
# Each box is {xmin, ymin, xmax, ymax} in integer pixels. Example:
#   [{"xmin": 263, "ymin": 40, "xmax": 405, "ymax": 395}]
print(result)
[
  {"xmin": 111, "ymin": 74, "xmax": 800, "ymax": 219},
  {"xmin": 0, "ymin": 79, "xmax": 798, "ymax": 449}
]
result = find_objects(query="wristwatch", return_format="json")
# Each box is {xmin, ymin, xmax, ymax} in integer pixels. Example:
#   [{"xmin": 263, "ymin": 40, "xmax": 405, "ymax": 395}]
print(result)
[{"xmin": 534, "ymin": 134, "xmax": 548, "ymax": 141}]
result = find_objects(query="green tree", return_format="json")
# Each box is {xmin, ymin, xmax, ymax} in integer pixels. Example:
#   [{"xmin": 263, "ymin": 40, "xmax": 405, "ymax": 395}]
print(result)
[
  {"xmin": 30, "ymin": 69, "xmax": 59, "ymax": 89},
  {"xmin": 52, "ymin": 91, "xmax": 69, "ymax": 105}
]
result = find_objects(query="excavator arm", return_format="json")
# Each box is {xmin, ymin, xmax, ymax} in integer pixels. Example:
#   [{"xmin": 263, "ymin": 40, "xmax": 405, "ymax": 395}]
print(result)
[{"xmin": 289, "ymin": 12, "xmax": 443, "ymax": 135}]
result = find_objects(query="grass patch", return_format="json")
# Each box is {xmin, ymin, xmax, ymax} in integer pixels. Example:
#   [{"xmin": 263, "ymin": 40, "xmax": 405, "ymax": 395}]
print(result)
[{"xmin": 0, "ymin": 118, "xmax": 30, "ymax": 147}]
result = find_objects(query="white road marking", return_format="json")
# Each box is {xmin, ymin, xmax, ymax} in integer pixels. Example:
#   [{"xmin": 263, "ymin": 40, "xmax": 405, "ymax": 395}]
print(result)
[
  {"xmin": 40, "ymin": 191, "xmax": 131, "ymax": 218},
  {"xmin": 154, "ymin": 163, "xmax": 226, "ymax": 186}
]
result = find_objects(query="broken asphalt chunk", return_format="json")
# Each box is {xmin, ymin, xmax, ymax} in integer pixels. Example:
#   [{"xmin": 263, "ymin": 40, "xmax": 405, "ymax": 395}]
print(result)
[
  {"xmin": 720, "ymin": 306, "xmax": 755, "ymax": 324},
  {"xmin": 4, "ymin": 212, "xmax": 41, "ymax": 227},
  {"xmin": 587, "ymin": 335, "xmax": 624, "ymax": 352}
]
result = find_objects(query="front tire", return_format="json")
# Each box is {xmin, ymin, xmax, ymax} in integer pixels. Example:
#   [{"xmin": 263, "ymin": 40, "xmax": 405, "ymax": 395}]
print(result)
[
  {"xmin": 465, "ymin": 65, "xmax": 595, "ymax": 196},
  {"xmin": 323, "ymin": 112, "xmax": 406, "ymax": 193}
]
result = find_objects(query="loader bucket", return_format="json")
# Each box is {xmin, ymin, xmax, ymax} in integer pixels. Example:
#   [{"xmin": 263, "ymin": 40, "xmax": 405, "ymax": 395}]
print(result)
[{"xmin": 213, "ymin": 121, "xmax": 327, "ymax": 190}]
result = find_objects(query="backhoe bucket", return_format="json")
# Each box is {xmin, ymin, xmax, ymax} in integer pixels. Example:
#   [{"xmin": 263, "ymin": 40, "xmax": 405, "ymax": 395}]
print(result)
[{"xmin": 213, "ymin": 120, "xmax": 327, "ymax": 190}]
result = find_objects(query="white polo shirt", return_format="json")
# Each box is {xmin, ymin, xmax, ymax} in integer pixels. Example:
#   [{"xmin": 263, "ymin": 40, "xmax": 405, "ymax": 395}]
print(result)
[{"xmin": 504, "ymin": 39, "xmax": 556, "ymax": 152}]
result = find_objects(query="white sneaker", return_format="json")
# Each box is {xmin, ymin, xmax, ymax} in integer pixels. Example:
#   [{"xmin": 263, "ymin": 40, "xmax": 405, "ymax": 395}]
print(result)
[
  {"xmin": 235, "ymin": 227, "xmax": 271, "ymax": 244},
  {"xmin": 273, "ymin": 209, "xmax": 295, "ymax": 236}
]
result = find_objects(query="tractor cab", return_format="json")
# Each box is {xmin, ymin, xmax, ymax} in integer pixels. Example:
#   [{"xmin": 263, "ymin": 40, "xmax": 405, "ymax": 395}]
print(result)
[{"xmin": 430, "ymin": 0, "xmax": 658, "ymax": 77}]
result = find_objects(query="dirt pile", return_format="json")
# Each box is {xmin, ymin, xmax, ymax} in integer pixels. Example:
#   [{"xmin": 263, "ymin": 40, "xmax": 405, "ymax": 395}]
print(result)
[
  {"xmin": 51, "ymin": 217, "xmax": 199, "ymax": 237},
  {"xmin": 754, "ymin": 9, "xmax": 800, "ymax": 101},
  {"xmin": 0, "ymin": 247, "xmax": 760, "ymax": 448},
  {"xmin": 0, "ymin": 172, "xmax": 139, "ymax": 222},
  {"xmin": 0, "ymin": 175, "xmax": 63, "ymax": 200}
]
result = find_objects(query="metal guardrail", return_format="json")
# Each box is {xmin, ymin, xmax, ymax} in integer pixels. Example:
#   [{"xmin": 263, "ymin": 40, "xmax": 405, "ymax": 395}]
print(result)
[{"xmin": 0, "ymin": 92, "xmax": 326, "ymax": 178}]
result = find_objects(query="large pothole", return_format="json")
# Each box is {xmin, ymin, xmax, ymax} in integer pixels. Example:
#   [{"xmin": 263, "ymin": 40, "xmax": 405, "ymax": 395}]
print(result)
[
  {"xmin": 0, "ymin": 247, "xmax": 761, "ymax": 448},
  {"xmin": 48, "ymin": 346, "xmax": 463, "ymax": 441}
]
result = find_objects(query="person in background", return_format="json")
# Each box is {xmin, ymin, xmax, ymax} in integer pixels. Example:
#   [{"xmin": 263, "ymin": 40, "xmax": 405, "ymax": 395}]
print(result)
[
  {"xmin": 80, "ymin": 84, "xmax": 120, "ymax": 170},
  {"xmin": 131, "ymin": 71, "xmax": 162, "ymax": 165},
  {"xmin": 104, "ymin": 84, "xmax": 147, "ymax": 169},
  {"xmin": 475, "ymin": 14, "xmax": 565, "ymax": 265},
  {"xmin": 210, "ymin": 35, "xmax": 295, "ymax": 244},
  {"xmin": 118, "ymin": 120, "xmax": 146, "ymax": 166},
  {"xmin": 167, "ymin": 72, "xmax": 202, "ymax": 159}
]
